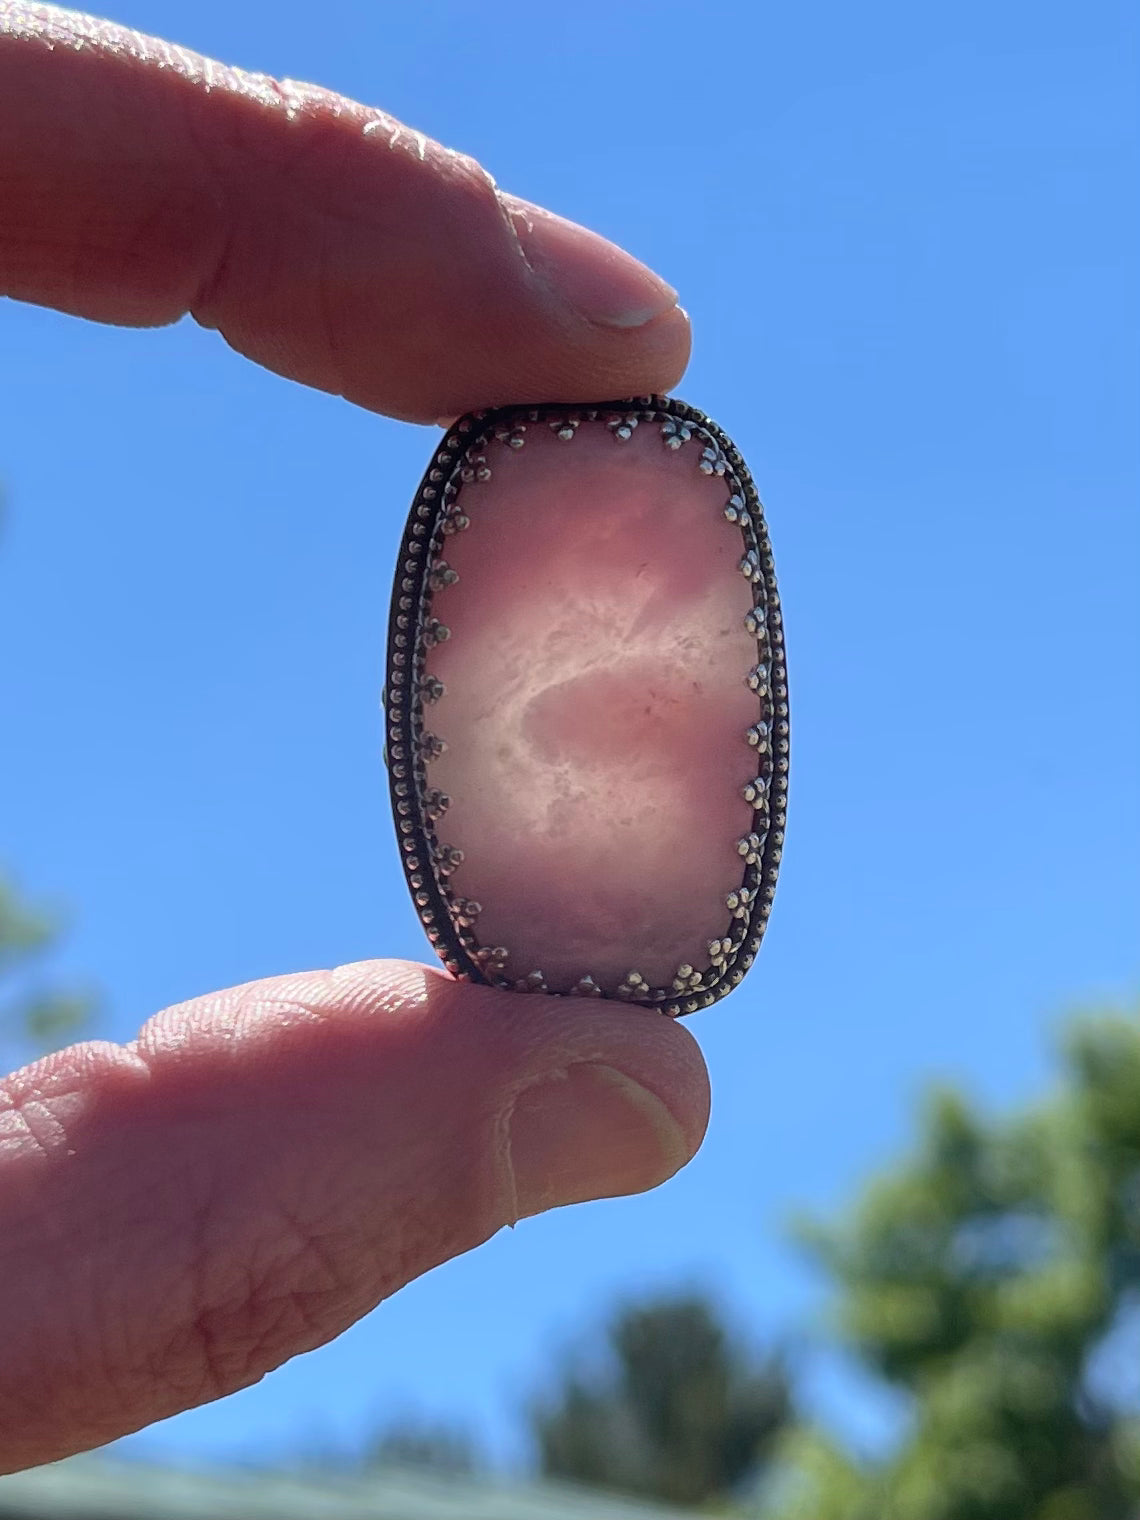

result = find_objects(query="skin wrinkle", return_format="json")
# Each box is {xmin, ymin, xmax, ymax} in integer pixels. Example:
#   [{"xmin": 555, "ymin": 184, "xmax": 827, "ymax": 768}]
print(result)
[
  {"xmin": 0, "ymin": 1042, "xmax": 151, "ymax": 1160},
  {"xmin": 495, "ymin": 183, "xmax": 547, "ymax": 289},
  {"xmin": 147, "ymin": 1181, "xmax": 258, "ymax": 1408},
  {"xmin": 4, "ymin": 1205, "xmax": 160, "ymax": 1444},
  {"xmin": 315, "ymin": 217, "xmax": 348, "ymax": 401},
  {"xmin": 137, "ymin": 969, "xmax": 423, "ymax": 1056},
  {"xmin": 1, "ymin": 1095, "xmax": 71, "ymax": 1164},
  {"xmin": 178, "ymin": 53, "xmax": 503, "ymax": 238},
  {"xmin": 176, "ymin": 95, "xmax": 240, "ymax": 322},
  {"xmin": 364, "ymin": 114, "xmax": 430, "ymax": 163},
  {"xmin": 490, "ymin": 1098, "xmax": 523, "ymax": 1227},
  {"xmin": 125, "ymin": 984, "xmax": 499, "ymax": 1390},
  {"xmin": 3, "ymin": 1091, "xmax": 346, "ymax": 1434},
  {"xmin": 188, "ymin": 1238, "xmax": 298, "ymax": 1399},
  {"xmin": 184, "ymin": 117, "xmax": 528, "ymax": 412}
]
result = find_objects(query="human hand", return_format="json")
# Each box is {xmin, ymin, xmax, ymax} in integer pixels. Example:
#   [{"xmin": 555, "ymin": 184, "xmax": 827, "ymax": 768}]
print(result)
[{"xmin": 0, "ymin": 4, "xmax": 708, "ymax": 1474}]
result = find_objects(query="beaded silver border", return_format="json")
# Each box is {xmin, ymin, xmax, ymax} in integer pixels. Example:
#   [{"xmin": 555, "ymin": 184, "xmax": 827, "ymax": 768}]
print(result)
[{"xmin": 384, "ymin": 396, "xmax": 788, "ymax": 1017}]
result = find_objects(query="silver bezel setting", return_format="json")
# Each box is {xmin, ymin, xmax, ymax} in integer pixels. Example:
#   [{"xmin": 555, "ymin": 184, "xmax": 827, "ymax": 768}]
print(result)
[{"xmin": 385, "ymin": 395, "xmax": 788, "ymax": 1017}]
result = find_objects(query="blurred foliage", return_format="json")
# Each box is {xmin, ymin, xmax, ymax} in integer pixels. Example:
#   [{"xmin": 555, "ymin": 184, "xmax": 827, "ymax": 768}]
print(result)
[
  {"xmin": 531, "ymin": 1293, "xmax": 792, "ymax": 1508},
  {"xmin": 761, "ymin": 1006, "xmax": 1140, "ymax": 1520},
  {"xmin": 0, "ymin": 874, "xmax": 95, "ymax": 1067},
  {"xmin": 0, "ymin": 501, "xmax": 97, "ymax": 1068},
  {"xmin": 363, "ymin": 1417, "xmax": 479, "ymax": 1474}
]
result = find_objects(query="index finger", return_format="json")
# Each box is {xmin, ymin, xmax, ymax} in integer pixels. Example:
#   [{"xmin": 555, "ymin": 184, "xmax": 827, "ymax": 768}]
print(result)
[{"xmin": 0, "ymin": 4, "xmax": 690, "ymax": 421}]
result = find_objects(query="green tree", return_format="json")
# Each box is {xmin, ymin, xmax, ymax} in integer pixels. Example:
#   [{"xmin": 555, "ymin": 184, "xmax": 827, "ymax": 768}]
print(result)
[
  {"xmin": 762, "ymin": 1007, "xmax": 1140, "ymax": 1520},
  {"xmin": 532, "ymin": 1293, "xmax": 792, "ymax": 1509},
  {"xmin": 364, "ymin": 1417, "xmax": 479, "ymax": 1474},
  {"xmin": 0, "ymin": 874, "xmax": 94, "ymax": 1065}
]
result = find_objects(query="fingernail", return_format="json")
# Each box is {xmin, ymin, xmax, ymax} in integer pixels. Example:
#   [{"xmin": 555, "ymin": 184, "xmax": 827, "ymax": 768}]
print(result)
[
  {"xmin": 506, "ymin": 1062, "xmax": 691, "ymax": 1220},
  {"xmin": 498, "ymin": 193, "xmax": 679, "ymax": 330}
]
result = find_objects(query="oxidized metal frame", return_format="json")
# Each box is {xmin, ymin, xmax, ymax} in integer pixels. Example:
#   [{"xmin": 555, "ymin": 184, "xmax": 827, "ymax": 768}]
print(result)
[{"xmin": 384, "ymin": 395, "xmax": 788, "ymax": 1017}]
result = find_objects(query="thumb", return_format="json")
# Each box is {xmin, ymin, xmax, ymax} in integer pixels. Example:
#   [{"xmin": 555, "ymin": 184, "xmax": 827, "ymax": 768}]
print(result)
[{"xmin": 0, "ymin": 960, "xmax": 709, "ymax": 1472}]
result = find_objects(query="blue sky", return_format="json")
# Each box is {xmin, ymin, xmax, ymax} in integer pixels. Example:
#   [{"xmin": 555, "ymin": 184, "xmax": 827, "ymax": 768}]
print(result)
[{"xmin": 1, "ymin": 0, "xmax": 1136, "ymax": 1472}]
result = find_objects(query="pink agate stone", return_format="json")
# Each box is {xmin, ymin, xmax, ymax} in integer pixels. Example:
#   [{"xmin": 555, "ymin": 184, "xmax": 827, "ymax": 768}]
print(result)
[{"xmin": 386, "ymin": 400, "xmax": 787, "ymax": 1015}]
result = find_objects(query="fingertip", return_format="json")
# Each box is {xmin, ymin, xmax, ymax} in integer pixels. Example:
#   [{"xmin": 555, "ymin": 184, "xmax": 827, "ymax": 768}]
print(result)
[
  {"xmin": 497, "ymin": 193, "xmax": 679, "ymax": 332},
  {"xmin": 412, "ymin": 977, "xmax": 711, "ymax": 1218}
]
